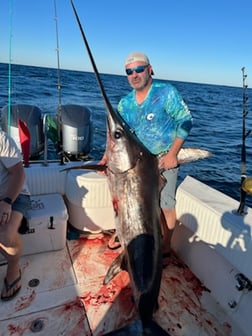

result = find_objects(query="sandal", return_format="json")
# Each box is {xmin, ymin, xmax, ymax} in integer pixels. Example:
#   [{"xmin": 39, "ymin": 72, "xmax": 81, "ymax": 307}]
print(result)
[
  {"xmin": 108, "ymin": 234, "xmax": 121, "ymax": 250},
  {"xmin": 1, "ymin": 269, "xmax": 22, "ymax": 301}
]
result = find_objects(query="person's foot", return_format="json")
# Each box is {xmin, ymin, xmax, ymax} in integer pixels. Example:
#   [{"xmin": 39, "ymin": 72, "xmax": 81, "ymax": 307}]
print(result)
[{"xmin": 1, "ymin": 269, "xmax": 21, "ymax": 301}]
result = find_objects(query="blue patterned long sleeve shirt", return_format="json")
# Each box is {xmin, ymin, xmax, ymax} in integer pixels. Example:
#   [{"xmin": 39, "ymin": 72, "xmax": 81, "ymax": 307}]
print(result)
[{"xmin": 117, "ymin": 81, "xmax": 193, "ymax": 155}]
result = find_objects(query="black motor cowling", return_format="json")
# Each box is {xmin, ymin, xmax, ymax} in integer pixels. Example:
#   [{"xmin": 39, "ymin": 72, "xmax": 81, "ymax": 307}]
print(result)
[{"xmin": 1, "ymin": 104, "xmax": 44, "ymax": 158}]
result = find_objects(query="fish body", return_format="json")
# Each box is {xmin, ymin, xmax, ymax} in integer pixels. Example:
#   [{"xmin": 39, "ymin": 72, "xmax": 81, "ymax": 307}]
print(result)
[{"xmin": 104, "ymin": 107, "xmax": 163, "ymax": 331}]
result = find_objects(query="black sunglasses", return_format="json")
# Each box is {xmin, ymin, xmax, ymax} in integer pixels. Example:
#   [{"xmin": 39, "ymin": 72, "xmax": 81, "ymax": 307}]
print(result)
[{"xmin": 125, "ymin": 65, "xmax": 149, "ymax": 76}]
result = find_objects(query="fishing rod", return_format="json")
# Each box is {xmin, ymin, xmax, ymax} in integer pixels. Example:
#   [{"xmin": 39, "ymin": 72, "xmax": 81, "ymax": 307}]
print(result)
[
  {"xmin": 7, "ymin": 0, "xmax": 14, "ymax": 134},
  {"xmin": 53, "ymin": 0, "xmax": 64, "ymax": 164},
  {"xmin": 6, "ymin": 0, "xmax": 31, "ymax": 166},
  {"xmin": 54, "ymin": 0, "xmax": 62, "ymax": 109},
  {"xmin": 237, "ymin": 67, "xmax": 251, "ymax": 215}
]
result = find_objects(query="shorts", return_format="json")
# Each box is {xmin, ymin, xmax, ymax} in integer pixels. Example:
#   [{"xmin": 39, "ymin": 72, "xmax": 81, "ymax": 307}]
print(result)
[
  {"xmin": 160, "ymin": 167, "xmax": 179, "ymax": 209},
  {"xmin": 12, "ymin": 194, "xmax": 31, "ymax": 217}
]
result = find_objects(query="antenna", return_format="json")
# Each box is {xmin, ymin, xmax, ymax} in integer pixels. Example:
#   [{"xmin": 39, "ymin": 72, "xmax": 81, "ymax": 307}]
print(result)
[{"xmin": 237, "ymin": 67, "xmax": 251, "ymax": 215}]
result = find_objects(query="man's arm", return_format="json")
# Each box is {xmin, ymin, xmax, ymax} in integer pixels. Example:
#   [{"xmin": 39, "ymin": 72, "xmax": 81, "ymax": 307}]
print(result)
[{"xmin": 159, "ymin": 137, "xmax": 184, "ymax": 170}]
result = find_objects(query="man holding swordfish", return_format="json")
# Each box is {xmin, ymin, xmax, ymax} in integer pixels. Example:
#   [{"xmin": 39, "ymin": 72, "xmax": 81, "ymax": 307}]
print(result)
[{"xmin": 101, "ymin": 51, "xmax": 193, "ymax": 259}]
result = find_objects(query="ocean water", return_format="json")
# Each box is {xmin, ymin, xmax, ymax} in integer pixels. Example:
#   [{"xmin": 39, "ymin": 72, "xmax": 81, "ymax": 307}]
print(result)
[{"xmin": 0, "ymin": 63, "xmax": 252, "ymax": 208}]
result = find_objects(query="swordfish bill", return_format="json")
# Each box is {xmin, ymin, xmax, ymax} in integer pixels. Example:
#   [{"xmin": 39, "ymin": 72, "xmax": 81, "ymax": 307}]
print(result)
[{"xmin": 70, "ymin": 1, "xmax": 170, "ymax": 335}]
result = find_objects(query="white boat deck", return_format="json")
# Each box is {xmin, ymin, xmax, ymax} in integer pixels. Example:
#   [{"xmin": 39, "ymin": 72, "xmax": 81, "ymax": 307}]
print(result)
[
  {"xmin": 0, "ymin": 173, "xmax": 251, "ymax": 335},
  {"xmin": 0, "ymin": 233, "xmax": 245, "ymax": 336}
]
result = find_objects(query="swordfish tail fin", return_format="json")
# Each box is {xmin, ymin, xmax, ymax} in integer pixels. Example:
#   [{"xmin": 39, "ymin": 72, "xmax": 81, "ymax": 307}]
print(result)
[{"xmin": 177, "ymin": 147, "xmax": 212, "ymax": 164}]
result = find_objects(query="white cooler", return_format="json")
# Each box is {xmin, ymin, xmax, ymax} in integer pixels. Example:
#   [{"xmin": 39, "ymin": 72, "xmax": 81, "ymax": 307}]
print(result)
[
  {"xmin": 65, "ymin": 170, "xmax": 115, "ymax": 233},
  {"xmin": 21, "ymin": 194, "xmax": 68, "ymax": 256}
]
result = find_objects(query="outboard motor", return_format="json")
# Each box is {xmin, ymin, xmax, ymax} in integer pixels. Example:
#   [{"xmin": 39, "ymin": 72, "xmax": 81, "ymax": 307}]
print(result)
[
  {"xmin": 60, "ymin": 104, "xmax": 92, "ymax": 159},
  {"xmin": 1, "ymin": 104, "xmax": 44, "ymax": 158}
]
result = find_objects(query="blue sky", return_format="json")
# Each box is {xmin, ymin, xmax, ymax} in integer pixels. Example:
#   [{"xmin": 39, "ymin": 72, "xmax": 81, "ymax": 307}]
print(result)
[{"xmin": 0, "ymin": 0, "xmax": 252, "ymax": 87}]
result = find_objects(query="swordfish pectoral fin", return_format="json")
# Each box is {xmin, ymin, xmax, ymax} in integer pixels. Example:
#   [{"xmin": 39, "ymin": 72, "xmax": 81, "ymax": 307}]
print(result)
[
  {"xmin": 103, "ymin": 252, "xmax": 126, "ymax": 285},
  {"xmin": 103, "ymin": 319, "xmax": 171, "ymax": 336}
]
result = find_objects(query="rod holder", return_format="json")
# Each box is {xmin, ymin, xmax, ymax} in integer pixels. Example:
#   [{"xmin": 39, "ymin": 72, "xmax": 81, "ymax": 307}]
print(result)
[{"xmin": 237, "ymin": 67, "xmax": 250, "ymax": 215}]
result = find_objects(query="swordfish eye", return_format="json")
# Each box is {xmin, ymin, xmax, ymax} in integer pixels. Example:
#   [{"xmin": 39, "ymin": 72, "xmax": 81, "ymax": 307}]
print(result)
[{"xmin": 114, "ymin": 129, "xmax": 122, "ymax": 139}]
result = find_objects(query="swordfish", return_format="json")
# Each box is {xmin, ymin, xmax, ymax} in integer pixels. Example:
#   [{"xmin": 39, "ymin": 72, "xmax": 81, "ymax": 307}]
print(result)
[
  {"xmin": 70, "ymin": 1, "xmax": 210, "ymax": 334},
  {"xmin": 100, "ymin": 100, "xmax": 168, "ymax": 336},
  {"xmin": 71, "ymin": 4, "xmax": 167, "ymax": 333}
]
